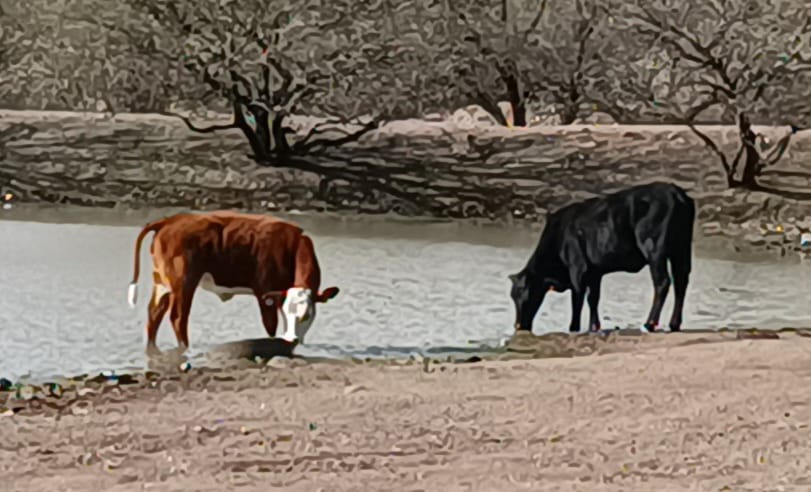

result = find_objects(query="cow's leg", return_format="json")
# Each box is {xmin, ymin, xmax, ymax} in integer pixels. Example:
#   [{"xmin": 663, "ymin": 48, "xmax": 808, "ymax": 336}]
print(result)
[
  {"xmin": 586, "ymin": 276, "xmax": 602, "ymax": 332},
  {"xmin": 643, "ymin": 257, "xmax": 671, "ymax": 332},
  {"xmin": 668, "ymin": 253, "xmax": 691, "ymax": 332},
  {"xmin": 168, "ymin": 274, "xmax": 200, "ymax": 350},
  {"xmin": 145, "ymin": 282, "xmax": 171, "ymax": 353},
  {"xmin": 569, "ymin": 288, "xmax": 586, "ymax": 333},
  {"xmin": 257, "ymin": 298, "xmax": 280, "ymax": 338}
]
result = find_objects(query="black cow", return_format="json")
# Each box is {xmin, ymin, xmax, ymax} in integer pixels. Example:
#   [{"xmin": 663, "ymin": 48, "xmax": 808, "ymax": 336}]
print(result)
[{"xmin": 509, "ymin": 182, "xmax": 695, "ymax": 334}]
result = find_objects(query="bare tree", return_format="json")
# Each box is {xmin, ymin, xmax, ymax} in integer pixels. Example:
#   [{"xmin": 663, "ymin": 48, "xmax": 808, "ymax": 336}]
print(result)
[
  {"xmin": 443, "ymin": 0, "xmax": 546, "ymax": 126},
  {"xmin": 131, "ymin": 0, "xmax": 461, "ymax": 210},
  {"xmin": 61, "ymin": 0, "xmax": 196, "ymax": 113},
  {"xmin": 0, "ymin": 0, "xmax": 191, "ymax": 112},
  {"xmin": 523, "ymin": 0, "xmax": 613, "ymax": 124},
  {"xmin": 0, "ymin": 0, "xmax": 40, "ymax": 107},
  {"xmin": 427, "ymin": 0, "xmax": 613, "ymax": 126},
  {"xmin": 618, "ymin": 0, "xmax": 811, "ymax": 192},
  {"xmin": 0, "ymin": 2, "xmax": 36, "ymax": 146}
]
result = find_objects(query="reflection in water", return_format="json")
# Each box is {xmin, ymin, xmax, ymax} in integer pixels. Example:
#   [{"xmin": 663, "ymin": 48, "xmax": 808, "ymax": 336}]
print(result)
[{"xmin": 1, "ymin": 207, "xmax": 811, "ymax": 380}]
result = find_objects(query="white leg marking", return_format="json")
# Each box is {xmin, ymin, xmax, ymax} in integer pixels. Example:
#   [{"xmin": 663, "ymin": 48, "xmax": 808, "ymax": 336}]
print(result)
[{"xmin": 155, "ymin": 283, "xmax": 170, "ymax": 299}]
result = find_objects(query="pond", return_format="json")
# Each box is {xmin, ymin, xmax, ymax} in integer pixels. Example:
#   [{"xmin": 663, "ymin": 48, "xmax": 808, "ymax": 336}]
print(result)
[{"xmin": 1, "ymin": 205, "xmax": 810, "ymax": 381}]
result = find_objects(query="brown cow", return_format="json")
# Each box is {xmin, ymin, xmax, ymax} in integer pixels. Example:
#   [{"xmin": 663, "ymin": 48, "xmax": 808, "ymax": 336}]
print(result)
[{"xmin": 127, "ymin": 211, "xmax": 339, "ymax": 352}]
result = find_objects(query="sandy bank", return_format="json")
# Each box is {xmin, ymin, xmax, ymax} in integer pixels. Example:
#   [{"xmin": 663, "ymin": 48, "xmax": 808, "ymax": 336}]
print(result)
[{"xmin": 4, "ymin": 330, "xmax": 811, "ymax": 491}]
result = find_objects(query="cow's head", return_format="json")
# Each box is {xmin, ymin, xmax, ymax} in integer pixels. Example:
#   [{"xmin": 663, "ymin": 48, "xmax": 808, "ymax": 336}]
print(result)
[
  {"xmin": 508, "ymin": 271, "xmax": 561, "ymax": 332},
  {"xmin": 262, "ymin": 286, "xmax": 340, "ymax": 344}
]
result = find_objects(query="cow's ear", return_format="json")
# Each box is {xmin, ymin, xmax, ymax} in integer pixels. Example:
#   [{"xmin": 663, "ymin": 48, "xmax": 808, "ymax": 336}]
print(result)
[
  {"xmin": 508, "ymin": 273, "xmax": 519, "ymax": 284},
  {"xmin": 261, "ymin": 290, "xmax": 287, "ymax": 307},
  {"xmin": 317, "ymin": 286, "xmax": 340, "ymax": 303}
]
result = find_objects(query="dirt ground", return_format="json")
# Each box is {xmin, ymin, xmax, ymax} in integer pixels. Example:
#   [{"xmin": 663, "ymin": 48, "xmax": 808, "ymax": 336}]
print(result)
[{"xmin": 4, "ymin": 331, "xmax": 811, "ymax": 491}]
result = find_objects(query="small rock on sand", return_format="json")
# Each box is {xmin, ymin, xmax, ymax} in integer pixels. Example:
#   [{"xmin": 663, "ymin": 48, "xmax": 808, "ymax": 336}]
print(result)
[
  {"xmin": 265, "ymin": 357, "xmax": 293, "ymax": 369},
  {"xmin": 343, "ymin": 384, "xmax": 368, "ymax": 395},
  {"xmin": 702, "ymin": 221, "xmax": 722, "ymax": 236}
]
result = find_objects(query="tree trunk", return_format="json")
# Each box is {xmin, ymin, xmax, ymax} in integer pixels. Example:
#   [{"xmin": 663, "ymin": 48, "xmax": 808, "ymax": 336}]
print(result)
[
  {"xmin": 476, "ymin": 95, "xmax": 509, "ymax": 127},
  {"xmin": 737, "ymin": 113, "xmax": 760, "ymax": 187},
  {"xmin": 232, "ymin": 103, "xmax": 294, "ymax": 162},
  {"xmin": 559, "ymin": 84, "xmax": 582, "ymax": 125},
  {"xmin": 560, "ymin": 104, "xmax": 578, "ymax": 125},
  {"xmin": 504, "ymin": 74, "xmax": 527, "ymax": 127},
  {"xmin": 270, "ymin": 112, "xmax": 291, "ymax": 155}
]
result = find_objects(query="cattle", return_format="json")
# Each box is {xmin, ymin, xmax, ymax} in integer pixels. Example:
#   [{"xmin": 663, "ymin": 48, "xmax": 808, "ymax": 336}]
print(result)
[
  {"xmin": 127, "ymin": 211, "xmax": 340, "ymax": 352},
  {"xmin": 509, "ymin": 182, "xmax": 695, "ymax": 334}
]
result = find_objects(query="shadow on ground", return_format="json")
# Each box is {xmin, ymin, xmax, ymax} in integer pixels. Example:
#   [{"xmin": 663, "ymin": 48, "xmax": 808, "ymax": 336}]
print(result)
[{"xmin": 501, "ymin": 326, "xmax": 809, "ymax": 359}]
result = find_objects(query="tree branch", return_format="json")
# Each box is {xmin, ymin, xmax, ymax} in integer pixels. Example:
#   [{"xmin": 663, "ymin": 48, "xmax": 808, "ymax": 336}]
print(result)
[
  {"xmin": 680, "ymin": 92, "xmax": 744, "ymax": 184},
  {"xmin": 229, "ymin": 70, "xmax": 257, "ymax": 102},
  {"xmin": 523, "ymin": 0, "xmax": 549, "ymax": 39},
  {"xmin": 728, "ymin": 140, "xmax": 745, "ymax": 179},
  {"xmin": 763, "ymin": 128, "xmax": 796, "ymax": 166},
  {"xmin": 294, "ymin": 119, "xmax": 380, "ymax": 153},
  {"xmin": 686, "ymin": 122, "xmax": 732, "ymax": 180},
  {"xmin": 160, "ymin": 111, "xmax": 239, "ymax": 134},
  {"xmin": 628, "ymin": 5, "xmax": 735, "ymax": 92},
  {"xmin": 266, "ymin": 56, "xmax": 295, "ymax": 96}
]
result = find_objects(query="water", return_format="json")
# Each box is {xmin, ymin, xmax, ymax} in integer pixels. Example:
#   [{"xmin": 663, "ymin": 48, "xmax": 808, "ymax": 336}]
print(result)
[{"xmin": 1, "ymin": 206, "xmax": 811, "ymax": 381}]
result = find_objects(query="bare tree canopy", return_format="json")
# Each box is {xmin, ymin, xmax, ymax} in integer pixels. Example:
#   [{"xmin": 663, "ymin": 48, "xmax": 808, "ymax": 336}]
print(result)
[
  {"xmin": 122, "ymin": 0, "xmax": 498, "ymax": 212},
  {"xmin": 405, "ymin": 0, "xmax": 615, "ymax": 126},
  {"xmin": 3, "ymin": 0, "xmax": 811, "ymax": 202},
  {"xmin": 0, "ymin": 0, "xmax": 193, "ymax": 111},
  {"xmin": 611, "ymin": 0, "xmax": 811, "ymax": 192},
  {"xmin": 133, "ymin": 0, "xmax": 433, "ymax": 159}
]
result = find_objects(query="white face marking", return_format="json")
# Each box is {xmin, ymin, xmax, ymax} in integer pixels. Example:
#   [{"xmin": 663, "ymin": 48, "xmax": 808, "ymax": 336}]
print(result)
[
  {"xmin": 198, "ymin": 273, "xmax": 252, "ymax": 300},
  {"xmin": 277, "ymin": 287, "xmax": 316, "ymax": 344}
]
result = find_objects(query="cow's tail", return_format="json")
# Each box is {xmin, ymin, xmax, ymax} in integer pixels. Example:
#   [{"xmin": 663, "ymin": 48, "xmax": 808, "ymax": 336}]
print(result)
[{"xmin": 128, "ymin": 218, "xmax": 168, "ymax": 308}]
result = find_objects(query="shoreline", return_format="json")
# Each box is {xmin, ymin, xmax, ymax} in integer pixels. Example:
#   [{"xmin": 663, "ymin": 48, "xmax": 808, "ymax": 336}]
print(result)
[
  {"xmin": 2, "ymin": 327, "xmax": 806, "ymax": 415},
  {"xmin": 5, "ymin": 110, "xmax": 811, "ymax": 253},
  {"xmin": 1, "ymin": 201, "xmax": 806, "ymax": 263},
  {"xmin": 6, "ymin": 329, "xmax": 811, "ymax": 490}
]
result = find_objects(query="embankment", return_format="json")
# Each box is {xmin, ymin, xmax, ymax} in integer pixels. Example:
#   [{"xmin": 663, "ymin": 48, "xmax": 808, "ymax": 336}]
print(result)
[{"xmin": 3, "ymin": 110, "xmax": 811, "ymax": 252}]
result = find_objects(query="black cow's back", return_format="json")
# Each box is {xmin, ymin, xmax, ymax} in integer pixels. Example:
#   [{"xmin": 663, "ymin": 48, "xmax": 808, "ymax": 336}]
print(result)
[{"xmin": 545, "ymin": 182, "xmax": 695, "ymax": 277}]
